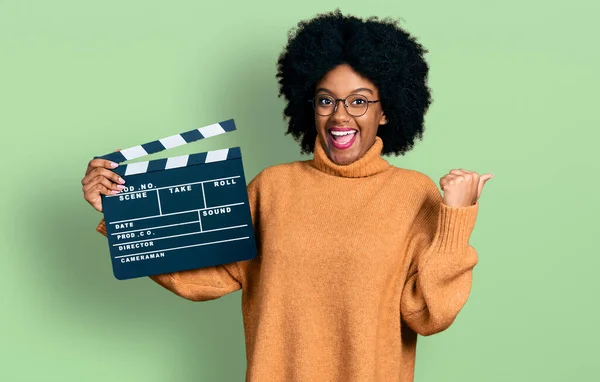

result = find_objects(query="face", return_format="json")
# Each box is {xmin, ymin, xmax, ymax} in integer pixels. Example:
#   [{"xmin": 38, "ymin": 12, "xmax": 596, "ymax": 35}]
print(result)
[{"xmin": 313, "ymin": 64, "xmax": 386, "ymax": 165}]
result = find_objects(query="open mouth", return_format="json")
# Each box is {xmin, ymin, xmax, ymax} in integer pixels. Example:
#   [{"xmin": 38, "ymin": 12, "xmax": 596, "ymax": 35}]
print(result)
[{"xmin": 328, "ymin": 128, "xmax": 358, "ymax": 149}]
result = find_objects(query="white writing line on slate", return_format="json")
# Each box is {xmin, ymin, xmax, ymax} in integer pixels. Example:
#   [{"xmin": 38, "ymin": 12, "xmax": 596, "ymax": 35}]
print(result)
[
  {"xmin": 113, "ymin": 224, "xmax": 248, "ymax": 247},
  {"xmin": 108, "ymin": 202, "xmax": 244, "ymax": 224},
  {"xmin": 105, "ymin": 175, "xmax": 241, "ymax": 197},
  {"xmin": 114, "ymin": 236, "xmax": 250, "ymax": 259}
]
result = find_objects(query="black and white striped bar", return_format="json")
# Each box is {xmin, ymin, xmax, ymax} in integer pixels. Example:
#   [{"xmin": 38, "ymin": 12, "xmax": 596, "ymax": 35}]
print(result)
[
  {"xmin": 111, "ymin": 147, "xmax": 242, "ymax": 177},
  {"xmin": 98, "ymin": 119, "xmax": 236, "ymax": 164}
]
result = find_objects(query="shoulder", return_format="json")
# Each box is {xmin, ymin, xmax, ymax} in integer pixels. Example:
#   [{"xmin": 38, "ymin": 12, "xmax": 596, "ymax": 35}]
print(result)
[
  {"xmin": 247, "ymin": 160, "xmax": 308, "ymax": 190},
  {"xmin": 388, "ymin": 165, "xmax": 442, "ymax": 202},
  {"xmin": 388, "ymin": 165, "xmax": 437, "ymax": 187}
]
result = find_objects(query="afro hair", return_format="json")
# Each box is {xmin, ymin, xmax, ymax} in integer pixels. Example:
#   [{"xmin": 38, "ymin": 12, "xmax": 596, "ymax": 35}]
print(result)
[{"xmin": 276, "ymin": 9, "xmax": 432, "ymax": 156}]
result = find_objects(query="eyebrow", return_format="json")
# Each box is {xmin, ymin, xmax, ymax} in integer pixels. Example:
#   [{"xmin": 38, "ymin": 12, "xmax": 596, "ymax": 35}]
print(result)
[{"xmin": 315, "ymin": 87, "xmax": 374, "ymax": 95}]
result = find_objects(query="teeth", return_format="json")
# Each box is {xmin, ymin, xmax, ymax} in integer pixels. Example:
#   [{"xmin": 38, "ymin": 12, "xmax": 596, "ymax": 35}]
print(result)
[{"xmin": 330, "ymin": 130, "xmax": 356, "ymax": 136}]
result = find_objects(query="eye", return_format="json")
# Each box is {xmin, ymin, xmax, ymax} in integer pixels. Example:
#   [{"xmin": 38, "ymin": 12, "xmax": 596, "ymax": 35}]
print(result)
[
  {"xmin": 317, "ymin": 96, "xmax": 334, "ymax": 106},
  {"xmin": 351, "ymin": 97, "xmax": 366, "ymax": 105}
]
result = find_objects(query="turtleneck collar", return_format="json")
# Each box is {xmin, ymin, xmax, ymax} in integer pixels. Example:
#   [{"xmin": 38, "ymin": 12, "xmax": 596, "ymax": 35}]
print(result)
[{"xmin": 311, "ymin": 136, "xmax": 390, "ymax": 178}]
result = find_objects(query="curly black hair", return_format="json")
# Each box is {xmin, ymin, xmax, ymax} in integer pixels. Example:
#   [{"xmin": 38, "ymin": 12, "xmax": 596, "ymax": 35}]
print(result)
[{"xmin": 276, "ymin": 9, "xmax": 432, "ymax": 156}]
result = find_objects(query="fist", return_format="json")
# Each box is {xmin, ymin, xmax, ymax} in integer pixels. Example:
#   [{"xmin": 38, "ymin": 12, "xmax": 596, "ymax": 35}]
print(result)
[{"xmin": 439, "ymin": 169, "xmax": 493, "ymax": 208}]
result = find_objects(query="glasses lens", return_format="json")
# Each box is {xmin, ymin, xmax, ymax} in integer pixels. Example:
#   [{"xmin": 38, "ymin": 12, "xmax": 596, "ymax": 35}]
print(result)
[
  {"xmin": 314, "ymin": 95, "xmax": 335, "ymax": 116},
  {"xmin": 347, "ymin": 95, "xmax": 368, "ymax": 116}
]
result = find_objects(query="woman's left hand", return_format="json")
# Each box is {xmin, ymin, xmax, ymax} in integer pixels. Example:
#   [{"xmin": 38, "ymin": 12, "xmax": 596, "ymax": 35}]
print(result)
[{"xmin": 440, "ymin": 169, "xmax": 494, "ymax": 207}]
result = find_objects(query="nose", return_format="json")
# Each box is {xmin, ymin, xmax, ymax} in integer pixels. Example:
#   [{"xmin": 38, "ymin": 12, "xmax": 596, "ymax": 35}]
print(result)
[{"xmin": 331, "ymin": 99, "xmax": 351, "ymax": 121}]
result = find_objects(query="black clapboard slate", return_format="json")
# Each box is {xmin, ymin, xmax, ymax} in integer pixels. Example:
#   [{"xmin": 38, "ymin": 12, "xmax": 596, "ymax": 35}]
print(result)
[{"xmin": 97, "ymin": 119, "xmax": 257, "ymax": 280}]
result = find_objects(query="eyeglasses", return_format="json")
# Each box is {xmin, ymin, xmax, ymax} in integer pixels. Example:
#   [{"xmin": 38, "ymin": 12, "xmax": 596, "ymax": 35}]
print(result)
[{"xmin": 308, "ymin": 94, "xmax": 380, "ymax": 117}]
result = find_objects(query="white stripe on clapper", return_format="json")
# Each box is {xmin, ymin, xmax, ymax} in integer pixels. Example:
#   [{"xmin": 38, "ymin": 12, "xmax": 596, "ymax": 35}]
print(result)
[
  {"xmin": 159, "ymin": 134, "xmax": 187, "ymax": 149},
  {"xmin": 205, "ymin": 148, "xmax": 229, "ymax": 163},
  {"xmin": 198, "ymin": 123, "xmax": 226, "ymax": 138},
  {"xmin": 120, "ymin": 145, "xmax": 148, "ymax": 161},
  {"xmin": 125, "ymin": 161, "xmax": 149, "ymax": 175},
  {"xmin": 165, "ymin": 154, "xmax": 189, "ymax": 169}
]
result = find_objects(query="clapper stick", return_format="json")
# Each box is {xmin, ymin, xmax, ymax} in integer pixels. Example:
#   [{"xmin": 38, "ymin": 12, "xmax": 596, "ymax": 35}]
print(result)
[
  {"xmin": 98, "ymin": 119, "xmax": 257, "ymax": 280},
  {"xmin": 97, "ymin": 119, "xmax": 237, "ymax": 176}
]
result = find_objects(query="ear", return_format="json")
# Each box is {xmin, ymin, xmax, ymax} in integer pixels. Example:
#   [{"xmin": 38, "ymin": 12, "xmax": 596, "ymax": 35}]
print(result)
[{"xmin": 379, "ymin": 113, "xmax": 388, "ymax": 125}]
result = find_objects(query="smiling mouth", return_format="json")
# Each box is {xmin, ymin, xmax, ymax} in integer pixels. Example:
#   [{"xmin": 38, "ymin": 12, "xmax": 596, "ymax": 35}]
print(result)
[{"xmin": 328, "ymin": 128, "xmax": 358, "ymax": 149}]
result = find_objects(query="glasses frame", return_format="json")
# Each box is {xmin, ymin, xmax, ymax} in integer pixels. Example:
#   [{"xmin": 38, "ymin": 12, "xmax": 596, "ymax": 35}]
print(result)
[{"xmin": 308, "ymin": 94, "xmax": 380, "ymax": 117}]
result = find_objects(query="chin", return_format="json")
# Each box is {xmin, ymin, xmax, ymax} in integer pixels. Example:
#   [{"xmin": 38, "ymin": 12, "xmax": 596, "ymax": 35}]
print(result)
[{"xmin": 328, "ymin": 150, "xmax": 359, "ymax": 165}]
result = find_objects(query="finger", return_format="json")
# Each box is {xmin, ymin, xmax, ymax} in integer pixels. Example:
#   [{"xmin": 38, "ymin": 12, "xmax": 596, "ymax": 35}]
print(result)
[
  {"xmin": 85, "ymin": 158, "xmax": 119, "ymax": 177},
  {"xmin": 82, "ymin": 175, "xmax": 124, "ymax": 194},
  {"xmin": 85, "ymin": 149, "xmax": 121, "ymax": 174},
  {"xmin": 84, "ymin": 183, "xmax": 120, "ymax": 198},
  {"xmin": 477, "ymin": 173, "xmax": 494, "ymax": 199},
  {"xmin": 450, "ymin": 169, "xmax": 479, "ymax": 180},
  {"xmin": 441, "ymin": 174, "xmax": 458, "ymax": 182},
  {"xmin": 450, "ymin": 170, "xmax": 480, "ymax": 185},
  {"xmin": 439, "ymin": 174, "xmax": 457, "ymax": 190},
  {"xmin": 82, "ymin": 167, "xmax": 125, "ymax": 186}
]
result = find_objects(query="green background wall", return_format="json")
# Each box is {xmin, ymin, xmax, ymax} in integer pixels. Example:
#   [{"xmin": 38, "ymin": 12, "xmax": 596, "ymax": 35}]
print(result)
[{"xmin": 1, "ymin": 0, "xmax": 598, "ymax": 381}]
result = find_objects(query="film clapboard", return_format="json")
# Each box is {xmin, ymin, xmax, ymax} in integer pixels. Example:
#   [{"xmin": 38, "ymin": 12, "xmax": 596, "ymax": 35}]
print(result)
[{"xmin": 97, "ymin": 119, "xmax": 257, "ymax": 280}]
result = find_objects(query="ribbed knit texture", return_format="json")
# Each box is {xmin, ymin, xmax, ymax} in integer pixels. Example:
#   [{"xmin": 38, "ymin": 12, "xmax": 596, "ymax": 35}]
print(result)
[{"xmin": 96, "ymin": 136, "xmax": 480, "ymax": 382}]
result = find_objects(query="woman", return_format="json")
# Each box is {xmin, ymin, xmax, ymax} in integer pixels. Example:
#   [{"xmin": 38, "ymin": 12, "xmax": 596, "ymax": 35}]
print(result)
[{"xmin": 82, "ymin": 10, "xmax": 492, "ymax": 382}]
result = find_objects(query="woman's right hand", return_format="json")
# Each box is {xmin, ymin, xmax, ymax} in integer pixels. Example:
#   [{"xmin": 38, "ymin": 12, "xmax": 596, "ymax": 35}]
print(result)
[{"xmin": 82, "ymin": 152, "xmax": 126, "ymax": 212}]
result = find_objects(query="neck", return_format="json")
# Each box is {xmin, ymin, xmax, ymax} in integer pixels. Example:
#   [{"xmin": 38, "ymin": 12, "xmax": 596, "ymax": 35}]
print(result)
[{"xmin": 311, "ymin": 136, "xmax": 390, "ymax": 178}]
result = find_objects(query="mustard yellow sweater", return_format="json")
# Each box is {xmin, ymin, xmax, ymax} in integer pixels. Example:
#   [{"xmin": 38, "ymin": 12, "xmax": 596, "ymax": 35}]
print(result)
[{"xmin": 97, "ymin": 136, "xmax": 479, "ymax": 381}]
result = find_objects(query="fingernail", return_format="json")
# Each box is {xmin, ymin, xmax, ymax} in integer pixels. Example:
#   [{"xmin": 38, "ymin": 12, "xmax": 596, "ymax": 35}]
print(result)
[
  {"xmin": 118, "ymin": 177, "xmax": 125, "ymax": 184},
  {"xmin": 117, "ymin": 185, "xmax": 125, "ymax": 190},
  {"xmin": 110, "ymin": 162, "xmax": 118, "ymax": 168},
  {"xmin": 110, "ymin": 190, "xmax": 120, "ymax": 194}
]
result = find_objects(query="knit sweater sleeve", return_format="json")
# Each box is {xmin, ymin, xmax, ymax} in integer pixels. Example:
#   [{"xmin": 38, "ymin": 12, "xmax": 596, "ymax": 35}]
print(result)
[
  {"xmin": 94, "ymin": 172, "xmax": 264, "ymax": 302},
  {"xmin": 400, "ymin": 176, "xmax": 479, "ymax": 336}
]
